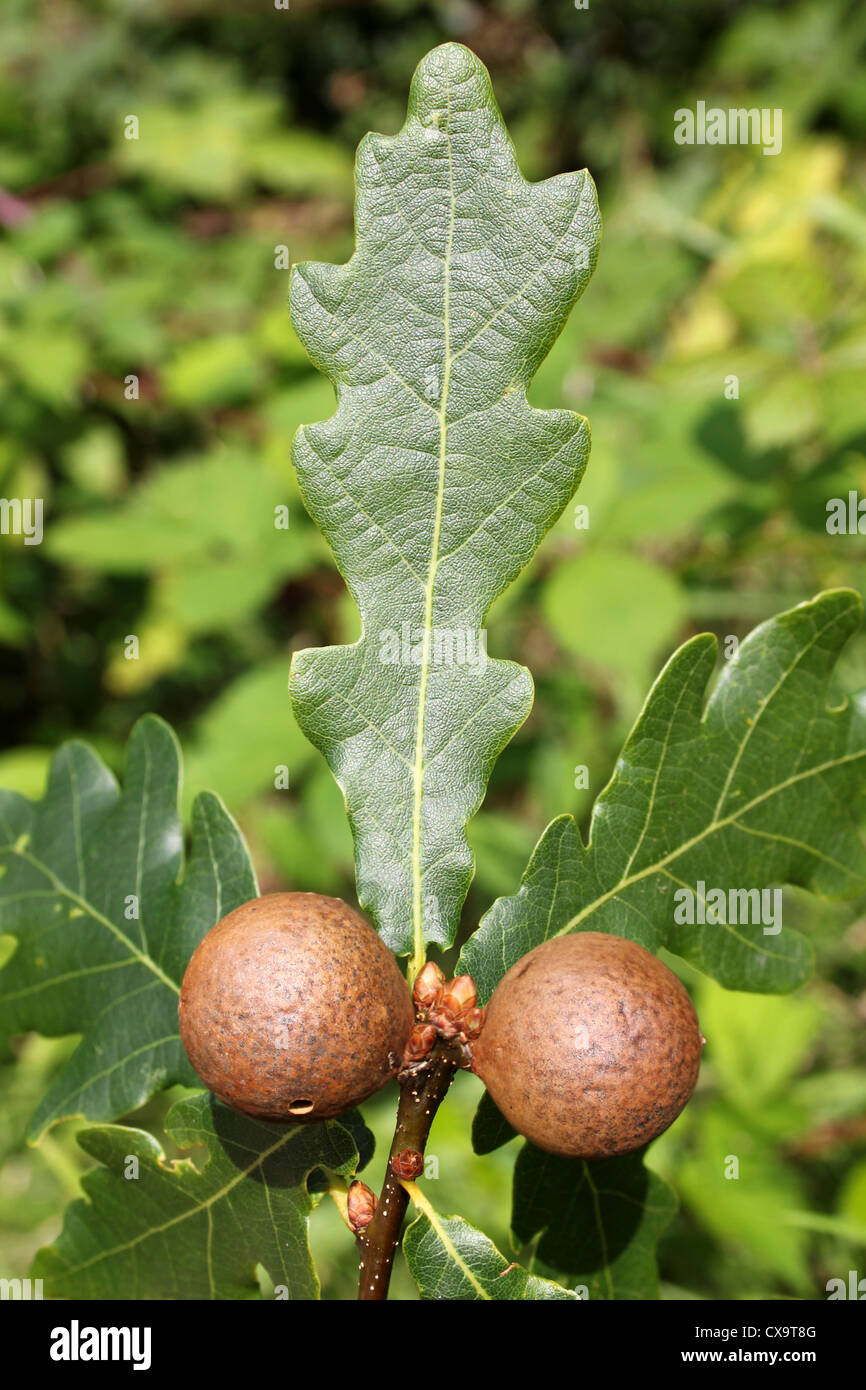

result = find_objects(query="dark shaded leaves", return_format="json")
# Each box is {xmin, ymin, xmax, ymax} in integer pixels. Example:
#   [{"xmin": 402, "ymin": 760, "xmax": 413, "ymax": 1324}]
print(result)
[
  {"xmin": 512, "ymin": 1145, "xmax": 677, "ymax": 1300},
  {"xmin": 34, "ymin": 1093, "xmax": 368, "ymax": 1300}
]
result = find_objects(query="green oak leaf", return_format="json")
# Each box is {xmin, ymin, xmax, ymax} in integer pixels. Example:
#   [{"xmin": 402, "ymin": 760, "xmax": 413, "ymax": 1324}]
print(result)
[
  {"xmin": 33, "ymin": 1093, "xmax": 367, "ymax": 1300},
  {"xmin": 471, "ymin": 1085, "xmax": 518, "ymax": 1154},
  {"xmin": 401, "ymin": 1184, "xmax": 575, "ymax": 1300},
  {"xmin": 0, "ymin": 715, "xmax": 257, "ymax": 1138},
  {"xmin": 288, "ymin": 42, "xmax": 600, "ymax": 968},
  {"xmin": 459, "ymin": 591, "xmax": 866, "ymax": 996},
  {"xmin": 512, "ymin": 1146, "xmax": 677, "ymax": 1300},
  {"xmin": 308, "ymin": 1106, "xmax": 375, "ymax": 1193}
]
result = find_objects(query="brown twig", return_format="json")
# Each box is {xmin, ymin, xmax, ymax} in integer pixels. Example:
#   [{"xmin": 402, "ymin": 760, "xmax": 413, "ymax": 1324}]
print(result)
[{"xmin": 356, "ymin": 1038, "xmax": 461, "ymax": 1300}]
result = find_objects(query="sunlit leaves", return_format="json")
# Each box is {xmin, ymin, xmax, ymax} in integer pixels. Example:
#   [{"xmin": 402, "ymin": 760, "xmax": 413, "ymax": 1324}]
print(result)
[
  {"xmin": 401, "ymin": 1184, "xmax": 576, "ymax": 1300},
  {"xmin": 461, "ymin": 591, "xmax": 866, "ymax": 997}
]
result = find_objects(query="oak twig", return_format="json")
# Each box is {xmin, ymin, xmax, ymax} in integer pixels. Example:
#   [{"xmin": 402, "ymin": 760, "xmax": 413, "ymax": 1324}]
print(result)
[{"xmin": 357, "ymin": 1038, "xmax": 461, "ymax": 1300}]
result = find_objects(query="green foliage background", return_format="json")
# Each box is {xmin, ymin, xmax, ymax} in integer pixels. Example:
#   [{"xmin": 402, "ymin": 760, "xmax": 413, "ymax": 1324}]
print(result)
[{"xmin": 1, "ymin": 0, "xmax": 865, "ymax": 1299}]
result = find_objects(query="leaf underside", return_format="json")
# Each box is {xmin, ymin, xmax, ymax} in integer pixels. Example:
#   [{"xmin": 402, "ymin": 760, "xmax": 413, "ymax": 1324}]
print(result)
[
  {"xmin": 460, "ymin": 590, "xmax": 866, "ymax": 999},
  {"xmin": 288, "ymin": 42, "xmax": 600, "ymax": 961},
  {"xmin": 33, "ymin": 1094, "xmax": 365, "ymax": 1300},
  {"xmin": 0, "ymin": 715, "xmax": 257, "ymax": 1137}
]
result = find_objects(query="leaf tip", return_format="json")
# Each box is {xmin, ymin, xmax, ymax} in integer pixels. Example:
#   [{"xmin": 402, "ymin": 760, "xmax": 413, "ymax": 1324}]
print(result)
[{"xmin": 408, "ymin": 41, "xmax": 492, "ymax": 122}]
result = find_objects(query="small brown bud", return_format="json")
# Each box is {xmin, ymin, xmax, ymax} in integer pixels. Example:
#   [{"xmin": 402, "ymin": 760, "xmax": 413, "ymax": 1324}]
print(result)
[
  {"xmin": 441, "ymin": 974, "xmax": 477, "ymax": 1018},
  {"xmin": 402, "ymin": 1023, "xmax": 437, "ymax": 1066},
  {"xmin": 391, "ymin": 1148, "xmax": 423, "ymax": 1181},
  {"xmin": 413, "ymin": 961, "xmax": 446, "ymax": 1010},
  {"xmin": 427, "ymin": 1006, "xmax": 461, "ymax": 1037},
  {"xmin": 347, "ymin": 1180, "xmax": 377, "ymax": 1233},
  {"xmin": 460, "ymin": 1005, "xmax": 485, "ymax": 1039}
]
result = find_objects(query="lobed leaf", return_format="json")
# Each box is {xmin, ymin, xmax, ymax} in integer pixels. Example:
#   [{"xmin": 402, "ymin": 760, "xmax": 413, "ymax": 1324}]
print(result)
[
  {"xmin": 459, "ymin": 590, "xmax": 866, "ymax": 997},
  {"xmin": 288, "ymin": 42, "xmax": 600, "ymax": 965},
  {"xmin": 33, "ymin": 1093, "xmax": 366, "ymax": 1300},
  {"xmin": 0, "ymin": 715, "xmax": 256, "ymax": 1137}
]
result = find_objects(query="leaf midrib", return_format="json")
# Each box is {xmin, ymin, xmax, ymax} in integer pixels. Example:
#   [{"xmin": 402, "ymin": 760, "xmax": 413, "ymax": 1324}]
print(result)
[
  {"xmin": 582, "ymin": 1161, "xmax": 614, "ymax": 1298},
  {"xmin": 406, "ymin": 1181, "xmax": 491, "ymax": 1299},
  {"xmin": 558, "ymin": 748, "xmax": 865, "ymax": 939},
  {"xmin": 410, "ymin": 81, "xmax": 456, "ymax": 981}
]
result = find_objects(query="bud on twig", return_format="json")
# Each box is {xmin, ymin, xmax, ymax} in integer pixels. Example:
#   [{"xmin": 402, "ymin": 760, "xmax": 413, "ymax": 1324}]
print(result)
[
  {"xmin": 460, "ymin": 1006, "xmax": 485, "ymax": 1039},
  {"xmin": 391, "ymin": 1148, "xmax": 424, "ymax": 1181},
  {"xmin": 440, "ymin": 974, "xmax": 476, "ymax": 1018},
  {"xmin": 413, "ymin": 961, "xmax": 445, "ymax": 1010},
  {"xmin": 402, "ymin": 1022, "xmax": 437, "ymax": 1067},
  {"xmin": 347, "ymin": 1180, "xmax": 378, "ymax": 1234}
]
